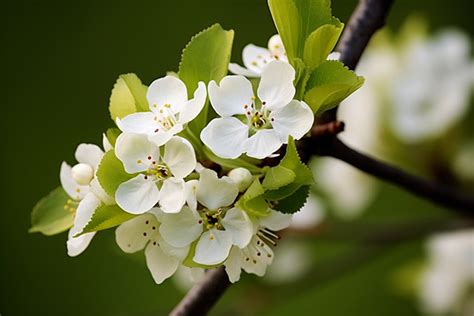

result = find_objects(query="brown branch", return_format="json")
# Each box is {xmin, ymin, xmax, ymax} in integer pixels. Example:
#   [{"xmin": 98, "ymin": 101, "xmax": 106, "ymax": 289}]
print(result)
[
  {"xmin": 309, "ymin": 136, "xmax": 474, "ymax": 215},
  {"xmin": 170, "ymin": 267, "xmax": 230, "ymax": 316}
]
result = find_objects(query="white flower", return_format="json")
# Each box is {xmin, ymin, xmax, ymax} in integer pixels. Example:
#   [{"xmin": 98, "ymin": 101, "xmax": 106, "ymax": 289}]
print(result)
[
  {"xmin": 114, "ymin": 133, "xmax": 196, "ymax": 214},
  {"xmin": 224, "ymin": 210, "xmax": 292, "ymax": 283},
  {"xmin": 419, "ymin": 229, "xmax": 474, "ymax": 315},
  {"xmin": 227, "ymin": 168, "xmax": 253, "ymax": 192},
  {"xmin": 391, "ymin": 30, "xmax": 474, "ymax": 143},
  {"xmin": 159, "ymin": 169, "xmax": 253, "ymax": 266},
  {"xmin": 59, "ymin": 143, "xmax": 114, "ymax": 256},
  {"xmin": 201, "ymin": 61, "xmax": 314, "ymax": 159},
  {"xmin": 116, "ymin": 76, "xmax": 207, "ymax": 146},
  {"xmin": 229, "ymin": 34, "xmax": 288, "ymax": 77},
  {"xmin": 115, "ymin": 209, "xmax": 190, "ymax": 284}
]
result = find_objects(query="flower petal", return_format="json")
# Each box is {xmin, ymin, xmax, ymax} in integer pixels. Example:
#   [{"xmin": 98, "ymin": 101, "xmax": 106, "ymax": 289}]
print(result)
[
  {"xmin": 267, "ymin": 34, "xmax": 285, "ymax": 58},
  {"xmin": 178, "ymin": 81, "xmax": 207, "ymax": 124},
  {"xmin": 228, "ymin": 63, "xmax": 260, "ymax": 77},
  {"xmin": 158, "ymin": 178, "xmax": 186, "ymax": 214},
  {"xmin": 116, "ymin": 175, "xmax": 160, "ymax": 214},
  {"xmin": 115, "ymin": 213, "xmax": 159, "ymax": 253},
  {"xmin": 193, "ymin": 229, "xmax": 233, "ymax": 265},
  {"xmin": 162, "ymin": 136, "xmax": 196, "ymax": 179},
  {"xmin": 148, "ymin": 123, "xmax": 184, "ymax": 147},
  {"xmin": 159, "ymin": 206, "xmax": 203, "ymax": 247},
  {"xmin": 242, "ymin": 44, "xmax": 273, "ymax": 74},
  {"xmin": 270, "ymin": 100, "xmax": 314, "ymax": 142},
  {"xmin": 224, "ymin": 247, "xmax": 243, "ymax": 283},
  {"xmin": 116, "ymin": 112, "xmax": 158, "ymax": 136},
  {"xmin": 208, "ymin": 76, "xmax": 254, "ymax": 117},
  {"xmin": 245, "ymin": 129, "xmax": 282, "ymax": 159},
  {"xmin": 257, "ymin": 61, "xmax": 296, "ymax": 111},
  {"xmin": 221, "ymin": 207, "xmax": 253, "ymax": 248},
  {"xmin": 115, "ymin": 133, "xmax": 160, "ymax": 174},
  {"xmin": 185, "ymin": 180, "xmax": 199, "ymax": 211},
  {"xmin": 60, "ymin": 162, "xmax": 89, "ymax": 200},
  {"xmin": 259, "ymin": 209, "xmax": 292, "ymax": 231},
  {"xmin": 145, "ymin": 240, "xmax": 180, "ymax": 284},
  {"xmin": 147, "ymin": 76, "xmax": 188, "ymax": 113},
  {"xmin": 89, "ymin": 179, "xmax": 115, "ymax": 206},
  {"xmin": 75, "ymin": 144, "xmax": 104, "ymax": 170},
  {"xmin": 196, "ymin": 169, "xmax": 238, "ymax": 210},
  {"xmin": 67, "ymin": 193, "xmax": 101, "ymax": 257},
  {"xmin": 200, "ymin": 117, "xmax": 248, "ymax": 159}
]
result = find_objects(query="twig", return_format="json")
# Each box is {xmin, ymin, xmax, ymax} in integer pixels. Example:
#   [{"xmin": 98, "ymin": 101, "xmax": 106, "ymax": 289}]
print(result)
[
  {"xmin": 310, "ymin": 136, "xmax": 474, "ymax": 215},
  {"xmin": 170, "ymin": 267, "xmax": 230, "ymax": 316}
]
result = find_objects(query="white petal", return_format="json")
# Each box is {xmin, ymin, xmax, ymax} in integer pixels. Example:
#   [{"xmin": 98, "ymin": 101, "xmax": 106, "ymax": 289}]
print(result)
[
  {"xmin": 244, "ymin": 129, "xmax": 282, "ymax": 159},
  {"xmin": 178, "ymin": 82, "xmax": 207, "ymax": 124},
  {"xmin": 228, "ymin": 63, "xmax": 260, "ymax": 77},
  {"xmin": 89, "ymin": 178, "xmax": 115, "ymax": 206},
  {"xmin": 116, "ymin": 175, "xmax": 160, "ymax": 214},
  {"xmin": 116, "ymin": 112, "xmax": 159, "ymax": 136},
  {"xmin": 267, "ymin": 34, "xmax": 285, "ymax": 57},
  {"xmin": 60, "ymin": 162, "xmax": 89, "ymax": 200},
  {"xmin": 67, "ymin": 193, "xmax": 101, "ymax": 257},
  {"xmin": 145, "ymin": 240, "xmax": 180, "ymax": 284},
  {"xmin": 158, "ymin": 178, "xmax": 186, "ymax": 214},
  {"xmin": 102, "ymin": 133, "xmax": 113, "ymax": 152},
  {"xmin": 162, "ymin": 136, "xmax": 196, "ymax": 179},
  {"xmin": 193, "ymin": 229, "xmax": 233, "ymax": 265},
  {"xmin": 148, "ymin": 123, "xmax": 184, "ymax": 146},
  {"xmin": 156, "ymin": 235, "xmax": 190, "ymax": 261},
  {"xmin": 115, "ymin": 213, "xmax": 159, "ymax": 253},
  {"xmin": 196, "ymin": 169, "xmax": 239, "ymax": 210},
  {"xmin": 257, "ymin": 61, "xmax": 296, "ymax": 111},
  {"xmin": 200, "ymin": 117, "xmax": 248, "ymax": 159},
  {"xmin": 147, "ymin": 76, "xmax": 188, "ymax": 113},
  {"xmin": 327, "ymin": 51, "xmax": 340, "ymax": 60},
  {"xmin": 75, "ymin": 144, "xmax": 104, "ymax": 170},
  {"xmin": 224, "ymin": 247, "xmax": 243, "ymax": 283},
  {"xmin": 242, "ymin": 44, "xmax": 273, "ymax": 74},
  {"xmin": 270, "ymin": 100, "xmax": 314, "ymax": 142},
  {"xmin": 259, "ymin": 209, "xmax": 292, "ymax": 231},
  {"xmin": 159, "ymin": 206, "xmax": 203, "ymax": 247},
  {"xmin": 221, "ymin": 207, "xmax": 253, "ymax": 248},
  {"xmin": 184, "ymin": 179, "xmax": 198, "ymax": 211},
  {"xmin": 115, "ymin": 133, "xmax": 160, "ymax": 174},
  {"xmin": 208, "ymin": 76, "xmax": 254, "ymax": 117}
]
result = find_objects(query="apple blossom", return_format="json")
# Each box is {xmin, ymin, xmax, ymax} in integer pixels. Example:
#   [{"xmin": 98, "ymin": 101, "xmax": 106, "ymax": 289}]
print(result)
[
  {"xmin": 201, "ymin": 61, "xmax": 314, "ymax": 159},
  {"xmin": 117, "ymin": 76, "xmax": 207, "ymax": 146},
  {"xmin": 114, "ymin": 133, "xmax": 196, "ymax": 214}
]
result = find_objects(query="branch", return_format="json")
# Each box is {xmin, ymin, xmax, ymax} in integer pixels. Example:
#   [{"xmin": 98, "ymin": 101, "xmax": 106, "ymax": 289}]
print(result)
[
  {"xmin": 309, "ymin": 136, "xmax": 474, "ymax": 215},
  {"xmin": 170, "ymin": 267, "xmax": 230, "ymax": 316},
  {"xmin": 319, "ymin": 0, "xmax": 395, "ymax": 123}
]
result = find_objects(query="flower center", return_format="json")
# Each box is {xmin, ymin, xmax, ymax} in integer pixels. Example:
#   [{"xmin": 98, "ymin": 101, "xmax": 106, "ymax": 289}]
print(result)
[
  {"xmin": 198, "ymin": 208, "xmax": 227, "ymax": 230},
  {"xmin": 152, "ymin": 103, "xmax": 177, "ymax": 132},
  {"xmin": 144, "ymin": 163, "xmax": 170, "ymax": 181},
  {"xmin": 243, "ymin": 99, "xmax": 274, "ymax": 132}
]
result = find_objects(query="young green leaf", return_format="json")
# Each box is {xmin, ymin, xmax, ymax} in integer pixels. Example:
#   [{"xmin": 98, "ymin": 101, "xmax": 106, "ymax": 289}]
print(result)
[
  {"xmin": 236, "ymin": 178, "xmax": 270, "ymax": 217},
  {"xmin": 109, "ymin": 73, "xmax": 148, "ymax": 121},
  {"xmin": 77, "ymin": 204, "xmax": 135, "ymax": 236},
  {"xmin": 262, "ymin": 165, "xmax": 296, "ymax": 190},
  {"xmin": 268, "ymin": 0, "xmax": 341, "ymax": 65},
  {"xmin": 274, "ymin": 185, "xmax": 310, "ymax": 214},
  {"xmin": 29, "ymin": 187, "xmax": 75, "ymax": 236},
  {"xmin": 304, "ymin": 60, "xmax": 364, "ymax": 113},
  {"xmin": 105, "ymin": 128, "xmax": 121, "ymax": 147},
  {"xmin": 96, "ymin": 150, "xmax": 134, "ymax": 197},
  {"xmin": 178, "ymin": 24, "xmax": 234, "ymax": 135},
  {"xmin": 304, "ymin": 23, "xmax": 343, "ymax": 69}
]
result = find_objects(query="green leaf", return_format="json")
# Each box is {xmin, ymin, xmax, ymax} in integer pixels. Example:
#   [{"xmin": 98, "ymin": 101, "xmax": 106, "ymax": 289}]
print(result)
[
  {"xmin": 268, "ymin": 0, "xmax": 341, "ymax": 64},
  {"xmin": 303, "ymin": 23, "xmax": 343, "ymax": 69},
  {"xmin": 203, "ymin": 147, "xmax": 263, "ymax": 175},
  {"xmin": 96, "ymin": 150, "xmax": 134, "ymax": 197},
  {"xmin": 264, "ymin": 138, "xmax": 313, "ymax": 200},
  {"xmin": 304, "ymin": 60, "xmax": 364, "ymax": 113},
  {"xmin": 274, "ymin": 185, "xmax": 310, "ymax": 214},
  {"xmin": 292, "ymin": 57, "xmax": 311, "ymax": 100},
  {"xmin": 29, "ymin": 187, "xmax": 75, "ymax": 236},
  {"xmin": 109, "ymin": 73, "xmax": 148, "ymax": 121},
  {"xmin": 236, "ymin": 179, "xmax": 270, "ymax": 217},
  {"xmin": 105, "ymin": 128, "xmax": 121, "ymax": 147},
  {"xmin": 178, "ymin": 24, "xmax": 234, "ymax": 135},
  {"xmin": 262, "ymin": 165, "xmax": 296, "ymax": 190},
  {"xmin": 78, "ymin": 204, "xmax": 135, "ymax": 236}
]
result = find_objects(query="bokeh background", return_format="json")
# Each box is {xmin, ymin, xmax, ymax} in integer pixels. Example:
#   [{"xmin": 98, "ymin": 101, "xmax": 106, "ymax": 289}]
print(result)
[{"xmin": 2, "ymin": 0, "xmax": 473, "ymax": 315}]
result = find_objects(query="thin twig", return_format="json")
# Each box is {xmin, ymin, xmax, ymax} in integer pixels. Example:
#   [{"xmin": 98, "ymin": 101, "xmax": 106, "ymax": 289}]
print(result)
[{"xmin": 170, "ymin": 267, "xmax": 230, "ymax": 316}]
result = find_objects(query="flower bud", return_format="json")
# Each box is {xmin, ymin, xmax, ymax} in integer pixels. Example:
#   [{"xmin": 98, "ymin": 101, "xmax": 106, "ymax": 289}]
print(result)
[
  {"xmin": 228, "ymin": 168, "xmax": 252, "ymax": 192},
  {"xmin": 71, "ymin": 163, "xmax": 94, "ymax": 185}
]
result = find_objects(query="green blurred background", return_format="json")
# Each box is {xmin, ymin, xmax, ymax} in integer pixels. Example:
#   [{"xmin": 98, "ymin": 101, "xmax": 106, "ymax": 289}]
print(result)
[{"xmin": 2, "ymin": 0, "xmax": 473, "ymax": 315}]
